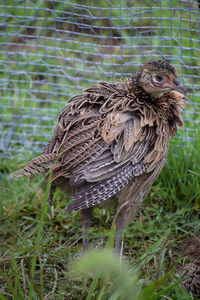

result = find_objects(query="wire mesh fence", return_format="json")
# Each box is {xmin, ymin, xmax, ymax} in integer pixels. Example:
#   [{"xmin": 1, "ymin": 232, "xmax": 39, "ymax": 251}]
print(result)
[{"xmin": 0, "ymin": 0, "xmax": 200, "ymax": 158}]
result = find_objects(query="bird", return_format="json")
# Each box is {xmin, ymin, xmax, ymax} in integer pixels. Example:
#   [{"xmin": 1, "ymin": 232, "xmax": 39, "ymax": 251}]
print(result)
[
  {"xmin": 181, "ymin": 234, "xmax": 200, "ymax": 298},
  {"xmin": 11, "ymin": 60, "xmax": 186, "ymax": 254}
]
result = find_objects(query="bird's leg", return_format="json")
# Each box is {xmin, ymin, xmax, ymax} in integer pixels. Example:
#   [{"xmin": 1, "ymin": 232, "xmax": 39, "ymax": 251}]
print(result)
[
  {"xmin": 80, "ymin": 208, "xmax": 93, "ymax": 251},
  {"xmin": 48, "ymin": 184, "xmax": 56, "ymax": 217},
  {"xmin": 114, "ymin": 213, "xmax": 126, "ymax": 256}
]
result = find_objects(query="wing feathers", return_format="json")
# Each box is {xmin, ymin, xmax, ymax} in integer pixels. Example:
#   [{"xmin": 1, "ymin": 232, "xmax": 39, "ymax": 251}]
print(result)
[
  {"xmin": 66, "ymin": 162, "xmax": 133, "ymax": 212},
  {"xmin": 11, "ymin": 153, "xmax": 57, "ymax": 178}
]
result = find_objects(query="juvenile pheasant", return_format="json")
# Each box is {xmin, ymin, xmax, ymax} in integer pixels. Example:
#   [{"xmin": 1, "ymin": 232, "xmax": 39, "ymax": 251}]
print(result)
[
  {"xmin": 181, "ymin": 234, "xmax": 200, "ymax": 298},
  {"xmin": 11, "ymin": 60, "xmax": 186, "ymax": 253}
]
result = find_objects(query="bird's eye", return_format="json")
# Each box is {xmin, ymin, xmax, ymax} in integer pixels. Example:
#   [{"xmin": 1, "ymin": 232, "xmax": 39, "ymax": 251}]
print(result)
[
  {"xmin": 152, "ymin": 74, "xmax": 165, "ymax": 85},
  {"xmin": 155, "ymin": 74, "xmax": 164, "ymax": 82}
]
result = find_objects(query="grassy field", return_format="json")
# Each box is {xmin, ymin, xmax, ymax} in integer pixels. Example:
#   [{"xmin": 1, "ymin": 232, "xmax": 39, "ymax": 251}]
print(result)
[
  {"xmin": 1, "ymin": 0, "xmax": 200, "ymax": 299},
  {"xmin": 0, "ymin": 135, "xmax": 200, "ymax": 299}
]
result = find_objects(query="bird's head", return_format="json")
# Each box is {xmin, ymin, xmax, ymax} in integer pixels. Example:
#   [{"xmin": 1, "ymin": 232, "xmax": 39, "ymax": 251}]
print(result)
[{"xmin": 138, "ymin": 60, "xmax": 186, "ymax": 99}]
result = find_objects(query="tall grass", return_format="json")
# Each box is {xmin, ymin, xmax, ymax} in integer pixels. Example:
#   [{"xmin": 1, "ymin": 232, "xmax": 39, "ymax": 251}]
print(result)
[{"xmin": 0, "ymin": 134, "xmax": 199, "ymax": 298}]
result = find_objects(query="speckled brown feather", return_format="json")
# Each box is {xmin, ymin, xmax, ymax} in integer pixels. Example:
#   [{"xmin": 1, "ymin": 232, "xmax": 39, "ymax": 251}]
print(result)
[
  {"xmin": 181, "ymin": 234, "xmax": 200, "ymax": 298},
  {"xmin": 11, "ymin": 60, "xmax": 185, "ymax": 217}
]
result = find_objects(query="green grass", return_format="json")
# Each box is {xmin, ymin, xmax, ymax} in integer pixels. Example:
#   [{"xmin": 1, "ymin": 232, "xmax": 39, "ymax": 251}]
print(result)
[{"xmin": 0, "ymin": 134, "xmax": 200, "ymax": 299}]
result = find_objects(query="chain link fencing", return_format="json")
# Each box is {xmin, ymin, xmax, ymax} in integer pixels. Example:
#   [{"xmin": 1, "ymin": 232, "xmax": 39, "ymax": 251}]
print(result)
[{"xmin": 1, "ymin": 0, "xmax": 200, "ymax": 158}]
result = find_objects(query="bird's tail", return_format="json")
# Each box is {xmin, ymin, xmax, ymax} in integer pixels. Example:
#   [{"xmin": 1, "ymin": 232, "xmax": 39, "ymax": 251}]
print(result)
[{"xmin": 10, "ymin": 153, "xmax": 57, "ymax": 178}]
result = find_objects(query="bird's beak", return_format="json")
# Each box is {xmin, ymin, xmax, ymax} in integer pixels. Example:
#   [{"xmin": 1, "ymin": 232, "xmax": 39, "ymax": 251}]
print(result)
[{"xmin": 172, "ymin": 78, "xmax": 187, "ymax": 95}]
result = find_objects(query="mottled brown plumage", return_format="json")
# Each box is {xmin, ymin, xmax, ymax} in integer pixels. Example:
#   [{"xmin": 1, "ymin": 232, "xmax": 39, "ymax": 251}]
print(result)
[
  {"xmin": 181, "ymin": 234, "xmax": 200, "ymax": 298},
  {"xmin": 11, "ymin": 60, "xmax": 186, "ymax": 253}
]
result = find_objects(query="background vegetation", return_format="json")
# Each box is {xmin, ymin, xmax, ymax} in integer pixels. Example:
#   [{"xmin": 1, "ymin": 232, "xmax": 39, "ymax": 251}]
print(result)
[
  {"xmin": 0, "ymin": 0, "xmax": 200, "ymax": 299},
  {"xmin": 1, "ymin": 0, "xmax": 199, "ymax": 154}
]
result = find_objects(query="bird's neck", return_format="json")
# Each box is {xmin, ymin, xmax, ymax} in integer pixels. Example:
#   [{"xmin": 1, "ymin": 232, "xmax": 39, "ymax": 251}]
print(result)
[
  {"xmin": 124, "ymin": 76, "xmax": 185, "ymax": 136},
  {"xmin": 125, "ymin": 74, "xmax": 153, "ymax": 103},
  {"xmin": 156, "ymin": 90, "xmax": 185, "ymax": 135}
]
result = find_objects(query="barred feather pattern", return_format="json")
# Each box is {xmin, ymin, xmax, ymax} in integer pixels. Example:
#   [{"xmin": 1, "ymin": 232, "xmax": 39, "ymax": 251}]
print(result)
[
  {"xmin": 182, "ymin": 265, "xmax": 200, "ymax": 298},
  {"xmin": 66, "ymin": 162, "xmax": 134, "ymax": 212},
  {"xmin": 11, "ymin": 153, "xmax": 57, "ymax": 178},
  {"xmin": 181, "ymin": 234, "xmax": 200, "ymax": 298}
]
